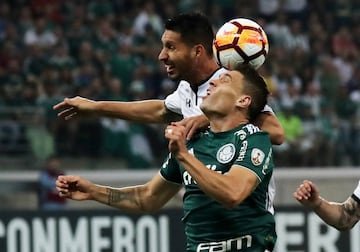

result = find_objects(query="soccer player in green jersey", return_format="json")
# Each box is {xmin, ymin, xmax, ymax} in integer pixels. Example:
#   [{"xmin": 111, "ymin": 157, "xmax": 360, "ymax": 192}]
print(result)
[{"xmin": 56, "ymin": 64, "xmax": 276, "ymax": 252}]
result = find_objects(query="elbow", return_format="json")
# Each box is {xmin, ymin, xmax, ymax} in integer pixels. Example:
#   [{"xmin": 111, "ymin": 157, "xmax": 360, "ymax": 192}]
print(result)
[
  {"xmin": 333, "ymin": 222, "xmax": 358, "ymax": 231},
  {"xmin": 221, "ymin": 192, "xmax": 244, "ymax": 210},
  {"xmin": 334, "ymin": 225, "xmax": 352, "ymax": 231},
  {"xmin": 271, "ymin": 129, "xmax": 285, "ymax": 145}
]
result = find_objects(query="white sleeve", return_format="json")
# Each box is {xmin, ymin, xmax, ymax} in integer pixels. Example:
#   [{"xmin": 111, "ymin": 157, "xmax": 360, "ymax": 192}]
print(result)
[
  {"xmin": 164, "ymin": 90, "xmax": 182, "ymax": 115},
  {"xmin": 262, "ymin": 104, "xmax": 274, "ymax": 114},
  {"xmin": 352, "ymin": 181, "xmax": 360, "ymax": 200}
]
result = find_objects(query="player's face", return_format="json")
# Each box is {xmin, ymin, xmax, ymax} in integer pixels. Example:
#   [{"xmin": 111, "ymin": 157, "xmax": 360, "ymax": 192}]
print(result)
[
  {"xmin": 201, "ymin": 70, "xmax": 245, "ymax": 114},
  {"xmin": 158, "ymin": 30, "xmax": 196, "ymax": 82}
]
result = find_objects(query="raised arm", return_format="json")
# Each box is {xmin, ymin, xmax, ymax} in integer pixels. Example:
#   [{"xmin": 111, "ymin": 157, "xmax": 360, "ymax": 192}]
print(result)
[
  {"xmin": 56, "ymin": 173, "xmax": 181, "ymax": 213},
  {"xmin": 293, "ymin": 180, "xmax": 360, "ymax": 231},
  {"xmin": 53, "ymin": 96, "xmax": 182, "ymax": 124},
  {"xmin": 165, "ymin": 123, "xmax": 259, "ymax": 209},
  {"xmin": 178, "ymin": 111, "xmax": 285, "ymax": 145}
]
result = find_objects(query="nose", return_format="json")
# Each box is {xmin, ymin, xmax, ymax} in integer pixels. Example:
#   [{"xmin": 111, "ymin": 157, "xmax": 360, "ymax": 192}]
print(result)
[{"xmin": 158, "ymin": 48, "xmax": 167, "ymax": 61}]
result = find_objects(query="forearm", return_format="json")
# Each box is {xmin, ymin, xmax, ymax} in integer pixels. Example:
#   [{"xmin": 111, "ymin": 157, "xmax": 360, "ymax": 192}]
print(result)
[
  {"xmin": 90, "ymin": 184, "xmax": 150, "ymax": 213},
  {"xmin": 314, "ymin": 197, "xmax": 360, "ymax": 231},
  {"xmin": 253, "ymin": 112, "xmax": 285, "ymax": 145},
  {"xmin": 96, "ymin": 100, "xmax": 173, "ymax": 123},
  {"xmin": 176, "ymin": 152, "xmax": 244, "ymax": 208}
]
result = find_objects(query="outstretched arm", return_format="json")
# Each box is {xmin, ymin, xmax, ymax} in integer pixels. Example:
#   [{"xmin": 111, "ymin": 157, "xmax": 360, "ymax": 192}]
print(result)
[
  {"xmin": 56, "ymin": 173, "xmax": 181, "ymax": 213},
  {"xmin": 253, "ymin": 111, "xmax": 285, "ymax": 145},
  {"xmin": 53, "ymin": 96, "xmax": 182, "ymax": 124},
  {"xmin": 178, "ymin": 111, "xmax": 285, "ymax": 145},
  {"xmin": 293, "ymin": 180, "xmax": 360, "ymax": 231}
]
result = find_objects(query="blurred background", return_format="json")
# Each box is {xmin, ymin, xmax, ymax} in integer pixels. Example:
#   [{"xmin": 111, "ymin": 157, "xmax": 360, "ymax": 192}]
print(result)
[{"xmin": 0, "ymin": 0, "xmax": 360, "ymax": 251}]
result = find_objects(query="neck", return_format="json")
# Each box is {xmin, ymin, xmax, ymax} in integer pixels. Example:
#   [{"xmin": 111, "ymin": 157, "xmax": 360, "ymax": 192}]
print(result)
[
  {"xmin": 189, "ymin": 59, "xmax": 219, "ymax": 88},
  {"xmin": 208, "ymin": 113, "xmax": 249, "ymax": 133}
]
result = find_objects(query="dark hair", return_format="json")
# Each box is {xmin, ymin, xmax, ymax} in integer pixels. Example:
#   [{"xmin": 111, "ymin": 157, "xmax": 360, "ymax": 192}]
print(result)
[
  {"xmin": 233, "ymin": 64, "xmax": 269, "ymax": 121},
  {"xmin": 164, "ymin": 12, "xmax": 214, "ymax": 56}
]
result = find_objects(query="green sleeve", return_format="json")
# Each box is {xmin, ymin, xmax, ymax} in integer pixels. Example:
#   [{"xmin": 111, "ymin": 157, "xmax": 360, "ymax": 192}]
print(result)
[
  {"xmin": 233, "ymin": 133, "xmax": 273, "ymax": 181},
  {"xmin": 159, "ymin": 153, "xmax": 182, "ymax": 184}
]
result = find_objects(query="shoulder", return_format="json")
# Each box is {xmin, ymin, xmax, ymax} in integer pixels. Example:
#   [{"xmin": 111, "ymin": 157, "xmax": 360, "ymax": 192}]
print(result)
[{"xmin": 234, "ymin": 124, "xmax": 271, "ymax": 146}]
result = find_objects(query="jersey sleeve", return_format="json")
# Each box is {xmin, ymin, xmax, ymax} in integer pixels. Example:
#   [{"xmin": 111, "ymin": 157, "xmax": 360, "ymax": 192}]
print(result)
[
  {"xmin": 164, "ymin": 88, "xmax": 182, "ymax": 115},
  {"xmin": 159, "ymin": 153, "xmax": 182, "ymax": 184},
  {"xmin": 262, "ymin": 104, "xmax": 274, "ymax": 114},
  {"xmin": 233, "ymin": 133, "xmax": 273, "ymax": 182},
  {"xmin": 352, "ymin": 181, "xmax": 360, "ymax": 202}
]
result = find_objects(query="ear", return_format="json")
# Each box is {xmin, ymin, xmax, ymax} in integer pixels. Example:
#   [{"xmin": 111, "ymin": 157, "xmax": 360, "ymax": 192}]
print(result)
[
  {"xmin": 236, "ymin": 95, "xmax": 251, "ymax": 108},
  {"xmin": 192, "ymin": 44, "xmax": 203, "ymax": 57}
]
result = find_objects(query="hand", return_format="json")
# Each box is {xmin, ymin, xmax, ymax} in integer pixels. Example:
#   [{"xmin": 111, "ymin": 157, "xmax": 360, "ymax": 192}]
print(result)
[
  {"xmin": 177, "ymin": 115, "xmax": 209, "ymax": 140},
  {"xmin": 53, "ymin": 96, "xmax": 97, "ymax": 120},
  {"xmin": 165, "ymin": 122, "xmax": 187, "ymax": 156},
  {"xmin": 293, "ymin": 180, "xmax": 322, "ymax": 209},
  {"xmin": 56, "ymin": 175, "xmax": 93, "ymax": 201}
]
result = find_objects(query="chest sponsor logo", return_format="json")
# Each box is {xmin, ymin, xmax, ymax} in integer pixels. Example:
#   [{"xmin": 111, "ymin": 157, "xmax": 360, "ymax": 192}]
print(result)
[
  {"xmin": 197, "ymin": 235, "xmax": 252, "ymax": 251},
  {"xmin": 216, "ymin": 143, "xmax": 236, "ymax": 164},
  {"xmin": 251, "ymin": 148, "xmax": 265, "ymax": 166}
]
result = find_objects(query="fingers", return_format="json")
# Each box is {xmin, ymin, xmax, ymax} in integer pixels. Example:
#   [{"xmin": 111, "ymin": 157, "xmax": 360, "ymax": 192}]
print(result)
[
  {"xmin": 293, "ymin": 180, "xmax": 313, "ymax": 201},
  {"xmin": 52, "ymin": 101, "xmax": 64, "ymax": 110},
  {"xmin": 53, "ymin": 98, "xmax": 79, "ymax": 120},
  {"xmin": 56, "ymin": 176, "xmax": 79, "ymax": 197},
  {"xmin": 165, "ymin": 123, "xmax": 186, "ymax": 139},
  {"xmin": 53, "ymin": 98, "xmax": 72, "ymax": 110},
  {"xmin": 185, "ymin": 125, "xmax": 196, "ymax": 140},
  {"xmin": 57, "ymin": 108, "xmax": 78, "ymax": 120}
]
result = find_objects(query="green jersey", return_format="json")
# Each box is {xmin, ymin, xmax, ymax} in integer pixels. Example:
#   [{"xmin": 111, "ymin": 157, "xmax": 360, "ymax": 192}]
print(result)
[{"xmin": 160, "ymin": 124, "xmax": 276, "ymax": 252}]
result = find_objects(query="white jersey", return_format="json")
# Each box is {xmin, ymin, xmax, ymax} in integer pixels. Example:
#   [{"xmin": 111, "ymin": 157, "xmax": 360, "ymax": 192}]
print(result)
[
  {"xmin": 353, "ymin": 181, "xmax": 360, "ymax": 200},
  {"xmin": 164, "ymin": 67, "xmax": 276, "ymax": 214},
  {"xmin": 165, "ymin": 67, "xmax": 274, "ymax": 118}
]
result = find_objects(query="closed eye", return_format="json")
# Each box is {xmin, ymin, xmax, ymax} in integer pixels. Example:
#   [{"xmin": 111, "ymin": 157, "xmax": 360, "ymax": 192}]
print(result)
[{"xmin": 219, "ymin": 73, "xmax": 232, "ymax": 83}]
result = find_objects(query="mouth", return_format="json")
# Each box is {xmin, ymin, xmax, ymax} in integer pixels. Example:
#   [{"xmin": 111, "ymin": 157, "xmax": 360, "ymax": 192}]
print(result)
[
  {"xmin": 203, "ymin": 90, "xmax": 211, "ymax": 100},
  {"xmin": 165, "ymin": 64, "xmax": 175, "ymax": 74}
]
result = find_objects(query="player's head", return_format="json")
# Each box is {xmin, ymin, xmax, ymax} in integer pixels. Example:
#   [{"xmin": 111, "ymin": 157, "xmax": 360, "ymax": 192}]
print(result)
[
  {"xmin": 164, "ymin": 12, "xmax": 214, "ymax": 56},
  {"xmin": 158, "ymin": 12, "xmax": 215, "ymax": 82},
  {"xmin": 201, "ymin": 64, "xmax": 269, "ymax": 121}
]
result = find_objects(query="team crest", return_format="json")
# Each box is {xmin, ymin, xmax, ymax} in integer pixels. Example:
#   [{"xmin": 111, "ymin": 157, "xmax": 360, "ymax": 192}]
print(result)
[
  {"xmin": 251, "ymin": 148, "xmax": 265, "ymax": 166},
  {"xmin": 216, "ymin": 143, "xmax": 236, "ymax": 164}
]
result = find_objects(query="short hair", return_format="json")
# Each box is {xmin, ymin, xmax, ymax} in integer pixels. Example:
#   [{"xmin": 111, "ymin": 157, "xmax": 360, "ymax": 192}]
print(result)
[
  {"xmin": 233, "ymin": 64, "xmax": 269, "ymax": 121},
  {"xmin": 164, "ymin": 12, "xmax": 214, "ymax": 56}
]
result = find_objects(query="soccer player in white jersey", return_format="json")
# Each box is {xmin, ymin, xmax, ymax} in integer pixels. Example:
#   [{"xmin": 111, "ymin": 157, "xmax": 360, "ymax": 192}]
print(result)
[
  {"xmin": 56, "ymin": 64, "xmax": 277, "ymax": 251},
  {"xmin": 294, "ymin": 180, "xmax": 360, "ymax": 231},
  {"xmin": 53, "ymin": 12, "xmax": 284, "ymax": 145}
]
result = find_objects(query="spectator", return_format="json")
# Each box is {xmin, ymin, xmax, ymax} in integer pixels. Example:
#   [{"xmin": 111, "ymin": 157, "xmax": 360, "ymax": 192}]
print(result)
[
  {"xmin": 24, "ymin": 15, "xmax": 57, "ymax": 49},
  {"xmin": 38, "ymin": 156, "xmax": 66, "ymax": 210}
]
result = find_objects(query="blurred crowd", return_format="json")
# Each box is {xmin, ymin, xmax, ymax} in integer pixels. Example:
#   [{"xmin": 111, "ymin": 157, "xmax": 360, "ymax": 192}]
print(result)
[{"xmin": 0, "ymin": 0, "xmax": 360, "ymax": 168}]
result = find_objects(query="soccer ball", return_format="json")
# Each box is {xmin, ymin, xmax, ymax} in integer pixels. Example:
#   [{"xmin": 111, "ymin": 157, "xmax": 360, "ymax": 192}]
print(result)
[{"xmin": 213, "ymin": 18, "xmax": 269, "ymax": 70}]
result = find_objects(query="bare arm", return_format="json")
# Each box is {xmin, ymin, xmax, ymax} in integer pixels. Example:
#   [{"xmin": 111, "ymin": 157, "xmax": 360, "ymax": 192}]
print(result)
[
  {"xmin": 177, "ymin": 114, "xmax": 210, "ymax": 140},
  {"xmin": 56, "ymin": 173, "xmax": 181, "ymax": 213},
  {"xmin": 165, "ymin": 123, "xmax": 258, "ymax": 209},
  {"xmin": 53, "ymin": 96, "xmax": 182, "ymax": 124},
  {"xmin": 294, "ymin": 180, "xmax": 360, "ymax": 230},
  {"xmin": 253, "ymin": 111, "xmax": 285, "ymax": 145},
  {"xmin": 315, "ymin": 197, "xmax": 360, "ymax": 231}
]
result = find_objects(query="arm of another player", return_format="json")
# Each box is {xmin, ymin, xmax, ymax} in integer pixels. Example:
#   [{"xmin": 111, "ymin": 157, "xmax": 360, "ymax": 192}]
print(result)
[
  {"xmin": 56, "ymin": 173, "xmax": 181, "ymax": 213},
  {"xmin": 294, "ymin": 180, "xmax": 360, "ymax": 231},
  {"xmin": 53, "ymin": 96, "xmax": 182, "ymax": 123},
  {"xmin": 165, "ymin": 123, "xmax": 258, "ymax": 209},
  {"xmin": 177, "ymin": 114, "xmax": 210, "ymax": 140},
  {"xmin": 253, "ymin": 111, "xmax": 285, "ymax": 145}
]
